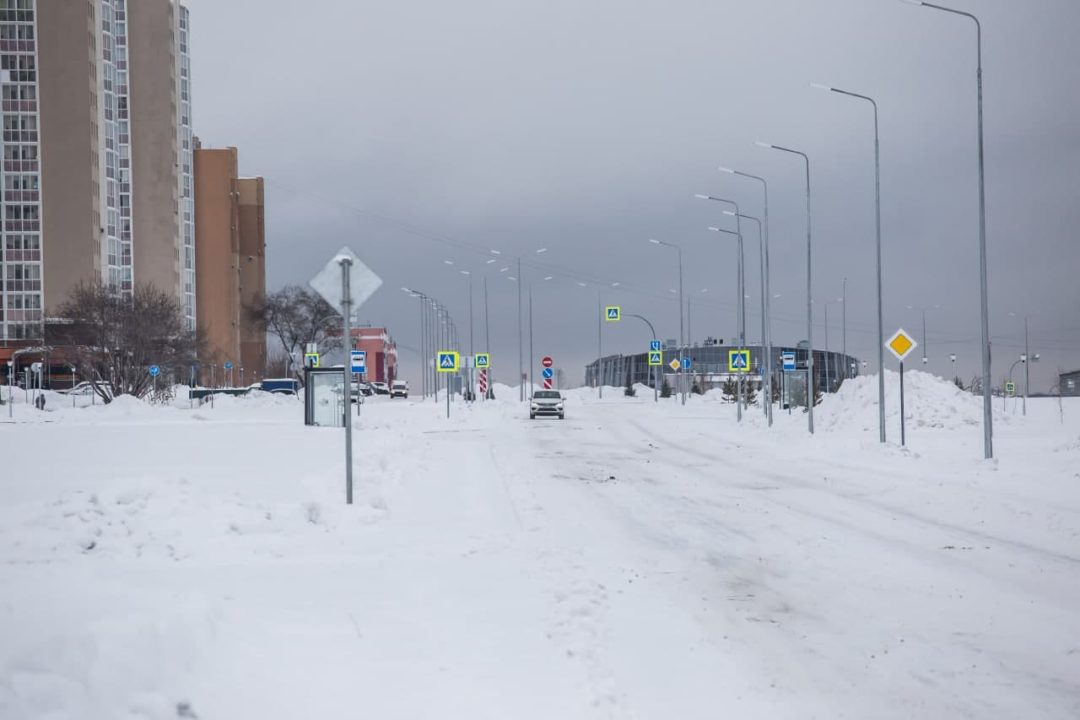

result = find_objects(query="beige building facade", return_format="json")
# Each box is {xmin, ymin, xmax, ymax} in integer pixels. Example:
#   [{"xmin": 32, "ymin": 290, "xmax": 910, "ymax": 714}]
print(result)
[
  {"xmin": 1, "ymin": 0, "xmax": 194, "ymax": 348},
  {"xmin": 194, "ymin": 143, "xmax": 266, "ymax": 381}
]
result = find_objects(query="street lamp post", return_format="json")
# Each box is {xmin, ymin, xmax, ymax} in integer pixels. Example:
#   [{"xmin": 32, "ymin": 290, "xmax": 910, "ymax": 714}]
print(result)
[
  {"xmin": 757, "ymin": 140, "xmax": 814, "ymax": 433},
  {"xmin": 627, "ymin": 313, "xmax": 659, "ymax": 402},
  {"xmin": 811, "ymin": 83, "xmax": 886, "ymax": 442},
  {"xmin": 649, "ymin": 238, "xmax": 686, "ymax": 405},
  {"xmin": 707, "ymin": 223, "xmax": 746, "ymax": 421},
  {"xmin": 902, "ymin": 0, "xmax": 993, "ymax": 459},
  {"xmin": 718, "ymin": 166, "xmax": 775, "ymax": 426}
]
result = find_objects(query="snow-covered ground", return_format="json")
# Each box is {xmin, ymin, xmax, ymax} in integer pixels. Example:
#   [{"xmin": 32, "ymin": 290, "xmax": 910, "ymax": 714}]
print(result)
[{"xmin": 1, "ymin": 373, "xmax": 1078, "ymax": 719}]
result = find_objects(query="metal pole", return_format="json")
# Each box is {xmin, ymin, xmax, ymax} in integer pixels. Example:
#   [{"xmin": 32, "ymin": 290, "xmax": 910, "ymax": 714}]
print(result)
[
  {"xmin": 528, "ymin": 284, "xmax": 534, "ymax": 399},
  {"xmin": 340, "ymin": 258, "xmax": 354, "ymax": 505},
  {"xmin": 1024, "ymin": 316, "xmax": 1029, "ymax": 416},
  {"xmin": 597, "ymin": 290, "xmax": 603, "ymax": 398},
  {"xmin": 735, "ymin": 221, "xmax": 744, "ymax": 421},
  {"xmin": 725, "ymin": 171, "xmax": 774, "ymax": 425},
  {"xmin": 825, "ymin": 303, "xmax": 830, "ymax": 393},
  {"xmin": 678, "ymin": 246, "xmax": 685, "ymax": 406},
  {"xmin": 484, "ymin": 276, "xmax": 492, "ymax": 398},
  {"xmin": 817, "ymin": 87, "xmax": 885, "ymax": 440},
  {"xmin": 517, "ymin": 257, "xmax": 524, "ymax": 402},
  {"xmin": 842, "ymin": 277, "xmax": 848, "ymax": 378},
  {"xmin": 900, "ymin": 361, "xmax": 906, "ymax": 447},
  {"xmin": 760, "ymin": 144, "xmax": 814, "ymax": 432},
  {"xmin": 907, "ymin": 2, "xmax": 992, "ymax": 457},
  {"xmin": 922, "ymin": 310, "xmax": 927, "ymax": 363},
  {"xmin": 468, "ymin": 275, "xmax": 474, "ymax": 402}
]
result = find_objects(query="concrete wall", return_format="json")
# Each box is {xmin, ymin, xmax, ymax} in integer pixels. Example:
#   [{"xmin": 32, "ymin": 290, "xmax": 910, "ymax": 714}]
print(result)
[{"xmin": 37, "ymin": 0, "xmax": 99, "ymax": 312}]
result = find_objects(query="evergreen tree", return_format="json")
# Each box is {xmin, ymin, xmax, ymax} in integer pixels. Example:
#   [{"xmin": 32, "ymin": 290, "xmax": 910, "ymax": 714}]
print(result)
[
  {"xmin": 660, "ymin": 377, "xmax": 673, "ymax": 398},
  {"xmin": 721, "ymin": 378, "xmax": 738, "ymax": 403}
]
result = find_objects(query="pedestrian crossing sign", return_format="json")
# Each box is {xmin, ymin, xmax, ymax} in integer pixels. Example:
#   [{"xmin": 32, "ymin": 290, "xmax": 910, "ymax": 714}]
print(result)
[
  {"xmin": 475, "ymin": 353, "xmax": 490, "ymax": 369},
  {"xmin": 648, "ymin": 351, "xmax": 663, "ymax": 366},
  {"xmin": 437, "ymin": 351, "xmax": 459, "ymax": 373},
  {"xmin": 605, "ymin": 306, "xmax": 621, "ymax": 321},
  {"xmin": 728, "ymin": 349, "xmax": 750, "ymax": 372}
]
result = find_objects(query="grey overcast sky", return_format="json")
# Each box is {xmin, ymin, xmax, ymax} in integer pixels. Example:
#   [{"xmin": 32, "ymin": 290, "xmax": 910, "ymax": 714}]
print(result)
[{"xmin": 184, "ymin": 0, "xmax": 1079, "ymax": 389}]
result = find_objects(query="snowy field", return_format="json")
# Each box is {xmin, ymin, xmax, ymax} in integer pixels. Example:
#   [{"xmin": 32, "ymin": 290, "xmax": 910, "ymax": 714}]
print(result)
[{"xmin": 1, "ymin": 373, "xmax": 1078, "ymax": 719}]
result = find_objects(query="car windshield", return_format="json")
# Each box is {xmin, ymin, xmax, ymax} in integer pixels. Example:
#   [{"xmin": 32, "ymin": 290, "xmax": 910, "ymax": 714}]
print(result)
[{"xmin": 533, "ymin": 391, "xmax": 561, "ymax": 399}]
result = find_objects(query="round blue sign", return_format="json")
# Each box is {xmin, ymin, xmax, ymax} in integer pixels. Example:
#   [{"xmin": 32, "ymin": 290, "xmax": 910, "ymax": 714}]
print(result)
[
  {"xmin": 224, "ymin": 361, "xmax": 233, "ymax": 370},
  {"xmin": 148, "ymin": 365, "xmax": 160, "ymax": 377},
  {"xmin": 542, "ymin": 367, "xmax": 554, "ymax": 379}
]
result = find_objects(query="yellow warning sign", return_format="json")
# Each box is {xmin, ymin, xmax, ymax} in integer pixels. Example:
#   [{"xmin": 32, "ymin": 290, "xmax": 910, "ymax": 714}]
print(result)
[{"xmin": 886, "ymin": 328, "xmax": 918, "ymax": 362}]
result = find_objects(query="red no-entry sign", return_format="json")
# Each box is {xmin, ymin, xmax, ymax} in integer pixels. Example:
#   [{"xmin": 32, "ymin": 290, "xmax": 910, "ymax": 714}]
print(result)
[{"xmin": 541, "ymin": 356, "xmax": 554, "ymax": 369}]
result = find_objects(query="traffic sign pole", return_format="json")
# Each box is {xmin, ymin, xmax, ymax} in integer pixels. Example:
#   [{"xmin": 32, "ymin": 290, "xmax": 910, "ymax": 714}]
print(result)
[
  {"xmin": 341, "ymin": 257, "xmax": 355, "ymax": 505},
  {"xmin": 900, "ymin": 361, "xmax": 906, "ymax": 447}
]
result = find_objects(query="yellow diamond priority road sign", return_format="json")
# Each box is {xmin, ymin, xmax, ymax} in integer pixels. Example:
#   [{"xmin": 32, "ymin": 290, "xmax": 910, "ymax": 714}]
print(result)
[
  {"xmin": 886, "ymin": 328, "xmax": 918, "ymax": 362},
  {"xmin": 668, "ymin": 358, "xmax": 681, "ymax": 372}
]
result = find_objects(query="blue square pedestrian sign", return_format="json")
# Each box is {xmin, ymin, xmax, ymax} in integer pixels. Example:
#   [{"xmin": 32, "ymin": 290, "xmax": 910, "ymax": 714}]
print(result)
[
  {"xmin": 728, "ymin": 349, "xmax": 750, "ymax": 372},
  {"xmin": 475, "ymin": 353, "xmax": 490, "ymax": 368},
  {"xmin": 648, "ymin": 351, "xmax": 663, "ymax": 366},
  {"xmin": 605, "ymin": 306, "xmax": 621, "ymax": 322},
  {"xmin": 350, "ymin": 350, "xmax": 367, "ymax": 374},
  {"xmin": 782, "ymin": 351, "xmax": 796, "ymax": 372},
  {"xmin": 650, "ymin": 340, "xmax": 662, "ymax": 352},
  {"xmin": 437, "ymin": 351, "xmax": 459, "ymax": 373}
]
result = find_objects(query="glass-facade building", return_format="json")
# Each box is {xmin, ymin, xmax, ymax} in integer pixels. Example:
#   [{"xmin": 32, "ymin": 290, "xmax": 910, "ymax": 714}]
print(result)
[
  {"xmin": 0, "ymin": 0, "xmax": 42, "ymax": 341},
  {"xmin": 585, "ymin": 343, "xmax": 861, "ymax": 395}
]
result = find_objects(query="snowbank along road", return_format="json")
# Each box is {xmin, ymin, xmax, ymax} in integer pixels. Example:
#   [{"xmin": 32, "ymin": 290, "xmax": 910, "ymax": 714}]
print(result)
[{"xmin": 1, "ymin": 373, "xmax": 1078, "ymax": 719}]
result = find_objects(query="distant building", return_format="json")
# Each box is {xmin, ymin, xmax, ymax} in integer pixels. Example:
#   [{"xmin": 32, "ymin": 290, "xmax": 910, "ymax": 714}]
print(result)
[
  {"xmin": 585, "ymin": 342, "xmax": 860, "ymax": 395},
  {"xmin": 350, "ymin": 327, "xmax": 397, "ymax": 384},
  {"xmin": 193, "ymin": 142, "xmax": 266, "ymax": 381},
  {"xmin": 1061, "ymin": 369, "xmax": 1080, "ymax": 397}
]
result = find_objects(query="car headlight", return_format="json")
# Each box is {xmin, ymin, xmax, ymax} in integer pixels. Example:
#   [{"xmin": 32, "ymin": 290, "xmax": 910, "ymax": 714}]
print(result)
[
  {"xmin": 531, "ymin": 403, "xmax": 539, "ymax": 410},
  {"xmin": 556, "ymin": 403, "xmax": 564, "ymax": 409}
]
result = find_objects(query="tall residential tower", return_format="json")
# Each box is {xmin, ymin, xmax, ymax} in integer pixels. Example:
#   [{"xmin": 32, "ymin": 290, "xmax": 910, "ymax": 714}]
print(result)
[{"xmin": 0, "ymin": 0, "xmax": 194, "ymax": 346}]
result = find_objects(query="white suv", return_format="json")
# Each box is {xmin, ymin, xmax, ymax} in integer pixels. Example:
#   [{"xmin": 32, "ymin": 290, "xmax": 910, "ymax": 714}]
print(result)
[
  {"xmin": 390, "ymin": 380, "xmax": 409, "ymax": 399},
  {"xmin": 530, "ymin": 390, "xmax": 564, "ymax": 420}
]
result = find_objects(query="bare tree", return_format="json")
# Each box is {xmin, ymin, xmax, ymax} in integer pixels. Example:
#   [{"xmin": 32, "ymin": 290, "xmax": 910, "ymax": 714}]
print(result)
[
  {"xmin": 246, "ymin": 286, "xmax": 341, "ymax": 384},
  {"xmin": 49, "ymin": 282, "xmax": 204, "ymax": 403}
]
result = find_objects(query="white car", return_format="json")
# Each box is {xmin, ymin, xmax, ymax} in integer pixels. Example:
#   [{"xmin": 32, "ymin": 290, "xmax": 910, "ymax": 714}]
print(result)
[
  {"xmin": 390, "ymin": 380, "xmax": 409, "ymax": 399},
  {"xmin": 530, "ymin": 390, "xmax": 565, "ymax": 420}
]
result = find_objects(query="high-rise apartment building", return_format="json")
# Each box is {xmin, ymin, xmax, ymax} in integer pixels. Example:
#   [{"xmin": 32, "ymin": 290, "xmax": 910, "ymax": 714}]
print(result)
[
  {"xmin": 0, "ymin": 0, "xmax": 193, "ymax": 347},
  {"xmin": 193, "ymin": 143, "xmax": 266, "ymax": 381}
]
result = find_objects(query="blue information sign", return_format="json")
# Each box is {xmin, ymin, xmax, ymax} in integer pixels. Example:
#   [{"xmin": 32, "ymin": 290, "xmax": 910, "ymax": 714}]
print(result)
[
  {"xmin": 782, "ymin": 352, "xmax": 796, "ymax": 372},
  {"xmin": 650, "ymin": 340, "xmax": 662, "ymax": 352},
  {"xmin": 350, "ymin": 350, "xmax": 367, "ymax": 374}
]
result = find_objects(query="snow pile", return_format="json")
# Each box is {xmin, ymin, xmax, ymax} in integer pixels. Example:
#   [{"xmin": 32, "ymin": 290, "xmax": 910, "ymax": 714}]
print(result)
[{"xmin": 815, "ymin": 370, "xmax": 1001, "ymax": 434}]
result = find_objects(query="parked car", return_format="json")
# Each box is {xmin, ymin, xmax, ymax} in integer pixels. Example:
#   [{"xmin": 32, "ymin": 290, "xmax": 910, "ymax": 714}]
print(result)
[
  {"xmin": 350, "ymin": 382, "xmax": 365, "ymax": 404},
  {"xmin": 390, "ymin": 380, "xmax": 409, "ymax": 399},
  {"xmin": 370, "ymin": 381, "xmax": 390, "ymax": 395},
  {"xmin": 356, "ymin": 382, "xmax": 374, "ymax": 396},
  {"xmin": 260, "ymin": 378, "xmax": 300, "ymax": 395},
  {"xmin": 530, "ymin": 390, "xmax": 565, "ymax": 420},
  {"xmin": 62, "ymin": 381, "xmax": 114, "ymax": 398}
]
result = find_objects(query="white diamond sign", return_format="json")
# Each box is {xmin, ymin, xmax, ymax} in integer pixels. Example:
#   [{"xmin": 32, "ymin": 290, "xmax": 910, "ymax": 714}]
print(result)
[{"xmin": 308, "ymin": 246, "xmax": 383, "ymax": 312}]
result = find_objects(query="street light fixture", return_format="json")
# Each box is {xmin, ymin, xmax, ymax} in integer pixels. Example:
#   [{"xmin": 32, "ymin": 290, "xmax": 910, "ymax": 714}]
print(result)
[
  {"xmin": 648, "ymin": 238, "xmax": 686, "ymax": 405},
  {"xmin": 757, "ymin": 140, "xmax": 815, "ymax": 433},
  {"xmin": 901, "ymin": 0, "xmax": 993, "ymax": 459},
  {"xmin": 811, "ymin": 81, "xmax": 886, "ymax": 442},
  {"xmin": 716, "ymin": 165, "xmax": 775, "ymax": 425},
  {"xmin": 708, "ymin": 223, "xmax": 747, "ymax": 420}
]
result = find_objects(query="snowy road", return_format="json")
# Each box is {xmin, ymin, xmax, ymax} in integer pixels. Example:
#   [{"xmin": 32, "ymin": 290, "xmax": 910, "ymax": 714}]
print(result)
[{"xmin": 1, "ymin": 380, "xmax": 1078, "ymax": 718}]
